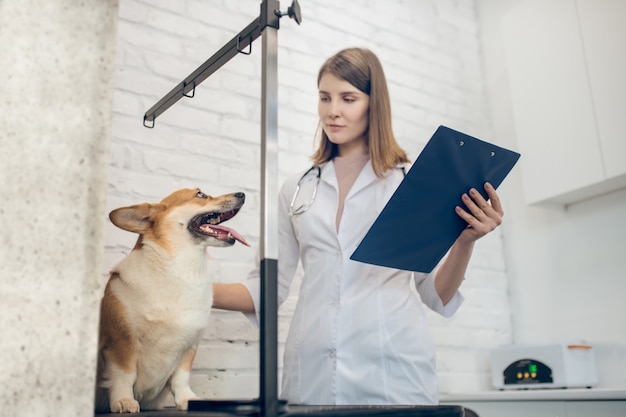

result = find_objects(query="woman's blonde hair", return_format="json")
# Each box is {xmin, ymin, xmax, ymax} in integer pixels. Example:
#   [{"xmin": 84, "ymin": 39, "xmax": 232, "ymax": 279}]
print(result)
[{"xmin": 311, "ymin": 47, "xmax": 409, "ymax": 177}]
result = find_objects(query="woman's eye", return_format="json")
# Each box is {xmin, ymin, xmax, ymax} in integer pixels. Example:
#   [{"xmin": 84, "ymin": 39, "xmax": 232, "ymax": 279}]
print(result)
[
  {"xmin": 344, "ymin": 97, "xmax": 355, "ymax": 103},
  {"xmin": 320, "ymin": 96, "xmax": 330, "ymax": 102}
]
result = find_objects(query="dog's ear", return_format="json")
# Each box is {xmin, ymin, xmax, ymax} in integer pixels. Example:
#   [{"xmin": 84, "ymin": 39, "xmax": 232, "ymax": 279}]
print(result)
[{"xmin": 109, "ymin": 203, "xmax": 165, "ymax": 234}]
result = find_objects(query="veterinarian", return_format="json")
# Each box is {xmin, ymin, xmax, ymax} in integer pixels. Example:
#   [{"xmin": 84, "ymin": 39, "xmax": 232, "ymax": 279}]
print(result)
[{"xmin": 213, "ymin": 47, "xmax": 503, "ymax": 405}]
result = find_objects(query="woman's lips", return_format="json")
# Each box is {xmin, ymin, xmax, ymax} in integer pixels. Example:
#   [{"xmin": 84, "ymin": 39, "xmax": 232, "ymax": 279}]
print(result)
[{"xmin": 327, "ymin": 124, "xmax": 344, "ymax": 132}]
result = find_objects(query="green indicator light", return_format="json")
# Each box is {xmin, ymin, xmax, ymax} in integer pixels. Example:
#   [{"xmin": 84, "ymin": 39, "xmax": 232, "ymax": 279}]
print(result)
[{"xmin": 529, "ymin": 364, "xmax": 537, "ymax": 373}]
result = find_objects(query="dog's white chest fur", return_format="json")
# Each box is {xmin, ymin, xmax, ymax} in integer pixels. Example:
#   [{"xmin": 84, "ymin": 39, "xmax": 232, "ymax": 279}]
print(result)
[
  {"xmin": 118, "ymin": 244, "xmax": 213, "ymax": 301},
  {"xmin": 115, "ymin": 244, "xmax": 214, "ymax": 342}
]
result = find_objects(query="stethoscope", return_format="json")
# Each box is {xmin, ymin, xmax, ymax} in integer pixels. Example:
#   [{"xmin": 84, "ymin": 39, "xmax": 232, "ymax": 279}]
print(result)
[
  {"xmin": 289, "ymin": 166, "xmax": 321, "ymax": 216},
  {"xmin": 288, "ymin": 164, "xmax": 406, "ymax": 216}
]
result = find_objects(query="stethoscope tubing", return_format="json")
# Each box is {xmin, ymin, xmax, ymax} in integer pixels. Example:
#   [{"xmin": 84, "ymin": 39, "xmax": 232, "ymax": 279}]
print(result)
[{"xmin": 288, "ymin": 164, "xmax": 406, "ymax": 216}]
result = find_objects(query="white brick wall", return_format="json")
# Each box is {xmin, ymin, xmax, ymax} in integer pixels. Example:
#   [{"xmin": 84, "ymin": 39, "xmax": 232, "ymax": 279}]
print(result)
[{"xmin": 105, "ymin": 0, "xmax": 512, "ymax": 401}]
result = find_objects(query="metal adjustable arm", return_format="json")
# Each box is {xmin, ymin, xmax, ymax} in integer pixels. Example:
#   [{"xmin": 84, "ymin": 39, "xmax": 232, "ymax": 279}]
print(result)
[{"xmin": 142, "ymin": 0, "xmax": 301, "ymax": 128}]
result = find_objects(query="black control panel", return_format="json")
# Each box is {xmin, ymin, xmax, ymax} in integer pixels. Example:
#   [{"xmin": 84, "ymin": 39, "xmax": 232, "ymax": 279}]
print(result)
[{"xmin": 503, "ymin": 358, "xmax": 553, "ymax": 386}]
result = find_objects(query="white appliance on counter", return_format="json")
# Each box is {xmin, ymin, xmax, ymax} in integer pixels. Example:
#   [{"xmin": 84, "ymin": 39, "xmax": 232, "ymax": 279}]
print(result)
[{"xmin": 491, "ymin": 343, "xmax": 598, "ymax": 390}]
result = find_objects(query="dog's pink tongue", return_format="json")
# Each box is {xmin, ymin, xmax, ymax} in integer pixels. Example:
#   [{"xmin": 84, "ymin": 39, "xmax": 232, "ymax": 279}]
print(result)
[{"xmin": 204, "ymin": 224, "xmax": 251, "ymax": 247}]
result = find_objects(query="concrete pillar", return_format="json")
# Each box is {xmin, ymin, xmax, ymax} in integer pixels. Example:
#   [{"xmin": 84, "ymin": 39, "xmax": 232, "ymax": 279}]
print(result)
[{"xmin": 0, "ymin": 1, "xmax": 119, "ymax": 416}]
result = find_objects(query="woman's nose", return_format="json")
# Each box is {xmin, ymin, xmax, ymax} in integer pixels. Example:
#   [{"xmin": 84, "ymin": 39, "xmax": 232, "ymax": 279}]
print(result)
[{"xmin": 328, "ymin": 101, "xmax": 340, "ymax": 117}]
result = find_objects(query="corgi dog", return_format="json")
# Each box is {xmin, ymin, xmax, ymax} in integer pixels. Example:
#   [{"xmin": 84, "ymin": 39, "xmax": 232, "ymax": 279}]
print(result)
[{"xmin": 95, "ymin": 188, "xmax": 249, "ymax": 413}]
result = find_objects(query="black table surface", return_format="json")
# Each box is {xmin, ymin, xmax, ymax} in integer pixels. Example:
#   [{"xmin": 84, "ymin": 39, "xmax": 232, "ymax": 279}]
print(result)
[{"xmin": 96, "ymin": 402, "xmax": 465, "ymax": 417}]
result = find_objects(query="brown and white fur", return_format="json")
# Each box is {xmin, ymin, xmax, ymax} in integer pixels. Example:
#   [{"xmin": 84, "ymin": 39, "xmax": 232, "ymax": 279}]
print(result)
[{"xmin": 95, "ymin": 188, "xmax": 249, "ymax": 413}]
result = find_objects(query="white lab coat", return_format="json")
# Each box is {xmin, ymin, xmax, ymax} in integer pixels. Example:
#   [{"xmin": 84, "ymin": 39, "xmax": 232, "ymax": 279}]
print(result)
[{"xmin": 244, "ymin": 160, "xmax": 464, "ymax": 405}]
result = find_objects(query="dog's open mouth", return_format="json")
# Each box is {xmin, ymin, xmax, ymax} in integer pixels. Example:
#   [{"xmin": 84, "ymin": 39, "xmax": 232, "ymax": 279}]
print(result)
[{"xmin": 189, "ymin": 208, "xmax": 250, "ymax": 247}]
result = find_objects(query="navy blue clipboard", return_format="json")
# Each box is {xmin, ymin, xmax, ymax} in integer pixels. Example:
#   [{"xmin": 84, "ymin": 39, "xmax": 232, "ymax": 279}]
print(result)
[{"xmin": 350, "ymin": 125, "xmax": 520, "ymax": 273}]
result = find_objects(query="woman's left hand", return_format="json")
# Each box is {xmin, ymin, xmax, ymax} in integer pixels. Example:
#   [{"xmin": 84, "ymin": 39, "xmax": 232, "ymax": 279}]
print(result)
[{"xmin": 454, "ymin": 182, "xmax": 503, "ymax": 244}]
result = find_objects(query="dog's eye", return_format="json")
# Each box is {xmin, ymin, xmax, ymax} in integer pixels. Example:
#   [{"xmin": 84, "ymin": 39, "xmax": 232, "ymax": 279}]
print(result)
[{"xmin": 196, "ymin": 191, "xmax": 208, "ymax": 199}]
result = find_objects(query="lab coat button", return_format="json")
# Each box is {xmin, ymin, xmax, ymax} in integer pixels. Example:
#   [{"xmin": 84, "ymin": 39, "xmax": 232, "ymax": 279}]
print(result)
[{"xmin": 328, "ymin": 349, "xmax": 336, "ymax": 359}]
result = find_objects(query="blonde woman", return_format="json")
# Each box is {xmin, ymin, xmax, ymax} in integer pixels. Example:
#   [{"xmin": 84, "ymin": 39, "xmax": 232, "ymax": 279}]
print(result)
[{"xmin": 213, "ymin": 48, "xmax": 503, "ymax": 405}]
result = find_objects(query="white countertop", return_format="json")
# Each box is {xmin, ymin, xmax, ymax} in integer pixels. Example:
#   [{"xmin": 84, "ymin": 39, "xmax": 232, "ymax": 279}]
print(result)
[{"xmin": 440, "ymin": 388, "xmax": 626, "ymax": 402}]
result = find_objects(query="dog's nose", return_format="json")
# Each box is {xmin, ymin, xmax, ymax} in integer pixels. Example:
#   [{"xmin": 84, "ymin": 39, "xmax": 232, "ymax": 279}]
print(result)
[{"xmin": 234, "ymin": 192, "xmax": 245, "ymax": 199}]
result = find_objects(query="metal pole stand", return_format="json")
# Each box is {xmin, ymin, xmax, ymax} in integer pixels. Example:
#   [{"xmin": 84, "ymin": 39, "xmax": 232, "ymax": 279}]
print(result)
[{"xmin": 142, "ymin": 1, "xmax": 301, "ymax": 417}]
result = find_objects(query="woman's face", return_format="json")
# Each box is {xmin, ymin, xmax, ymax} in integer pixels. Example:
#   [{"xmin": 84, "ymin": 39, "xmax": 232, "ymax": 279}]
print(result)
[{"xmin": 318, "ymin": 72, "xmax": 370, "ymax": 156}]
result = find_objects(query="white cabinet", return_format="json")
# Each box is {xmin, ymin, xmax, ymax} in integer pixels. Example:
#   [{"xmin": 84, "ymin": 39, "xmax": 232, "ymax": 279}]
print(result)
[
  {"xmin": 441, "ymin": 389, "xmax": 626, "ymax": 417},
  {"xmin": 453, "ymin": 400, "xmax": 625, "ymax": 417},
  {"xmin": 566, "ymin": 401, "xmax": 626, "ymax": 417},
  {"xmin": 577, "ymin": 0, "xmax": 626, "ymax": 180},
  {"xmin": 459, "ymin": 401, "xmax": 565, "ymax": 417},
  {"xmin": 501, "ymin": 0, "xmax": 626, "ymax": 207},
  {"xmin": 442, "ymin": 399, "xmax": 626, "ymax": 417}
]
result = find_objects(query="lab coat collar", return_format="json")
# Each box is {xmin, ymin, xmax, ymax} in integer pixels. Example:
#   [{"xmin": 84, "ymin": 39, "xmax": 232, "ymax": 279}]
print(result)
[
  {"xmin": 346, "ymin": 160, "xmax": 377, "ymax": 198},
  {"xmin": 319, "ymin": 161, "xmax": 338, "ymax": 190},
  {"xmin": 319, "ymin": 159, "xmax": 378, "ymax": 199}
]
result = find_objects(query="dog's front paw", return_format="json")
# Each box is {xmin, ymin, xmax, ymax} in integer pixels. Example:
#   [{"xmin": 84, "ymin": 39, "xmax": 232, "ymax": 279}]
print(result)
[
  {"xmin": 110, "ymin": 397, "xmax": 140, "ymax": 413},
  {"xmin": 174, "ymin": 393, "xmax": 200, "ymax": 411}
]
